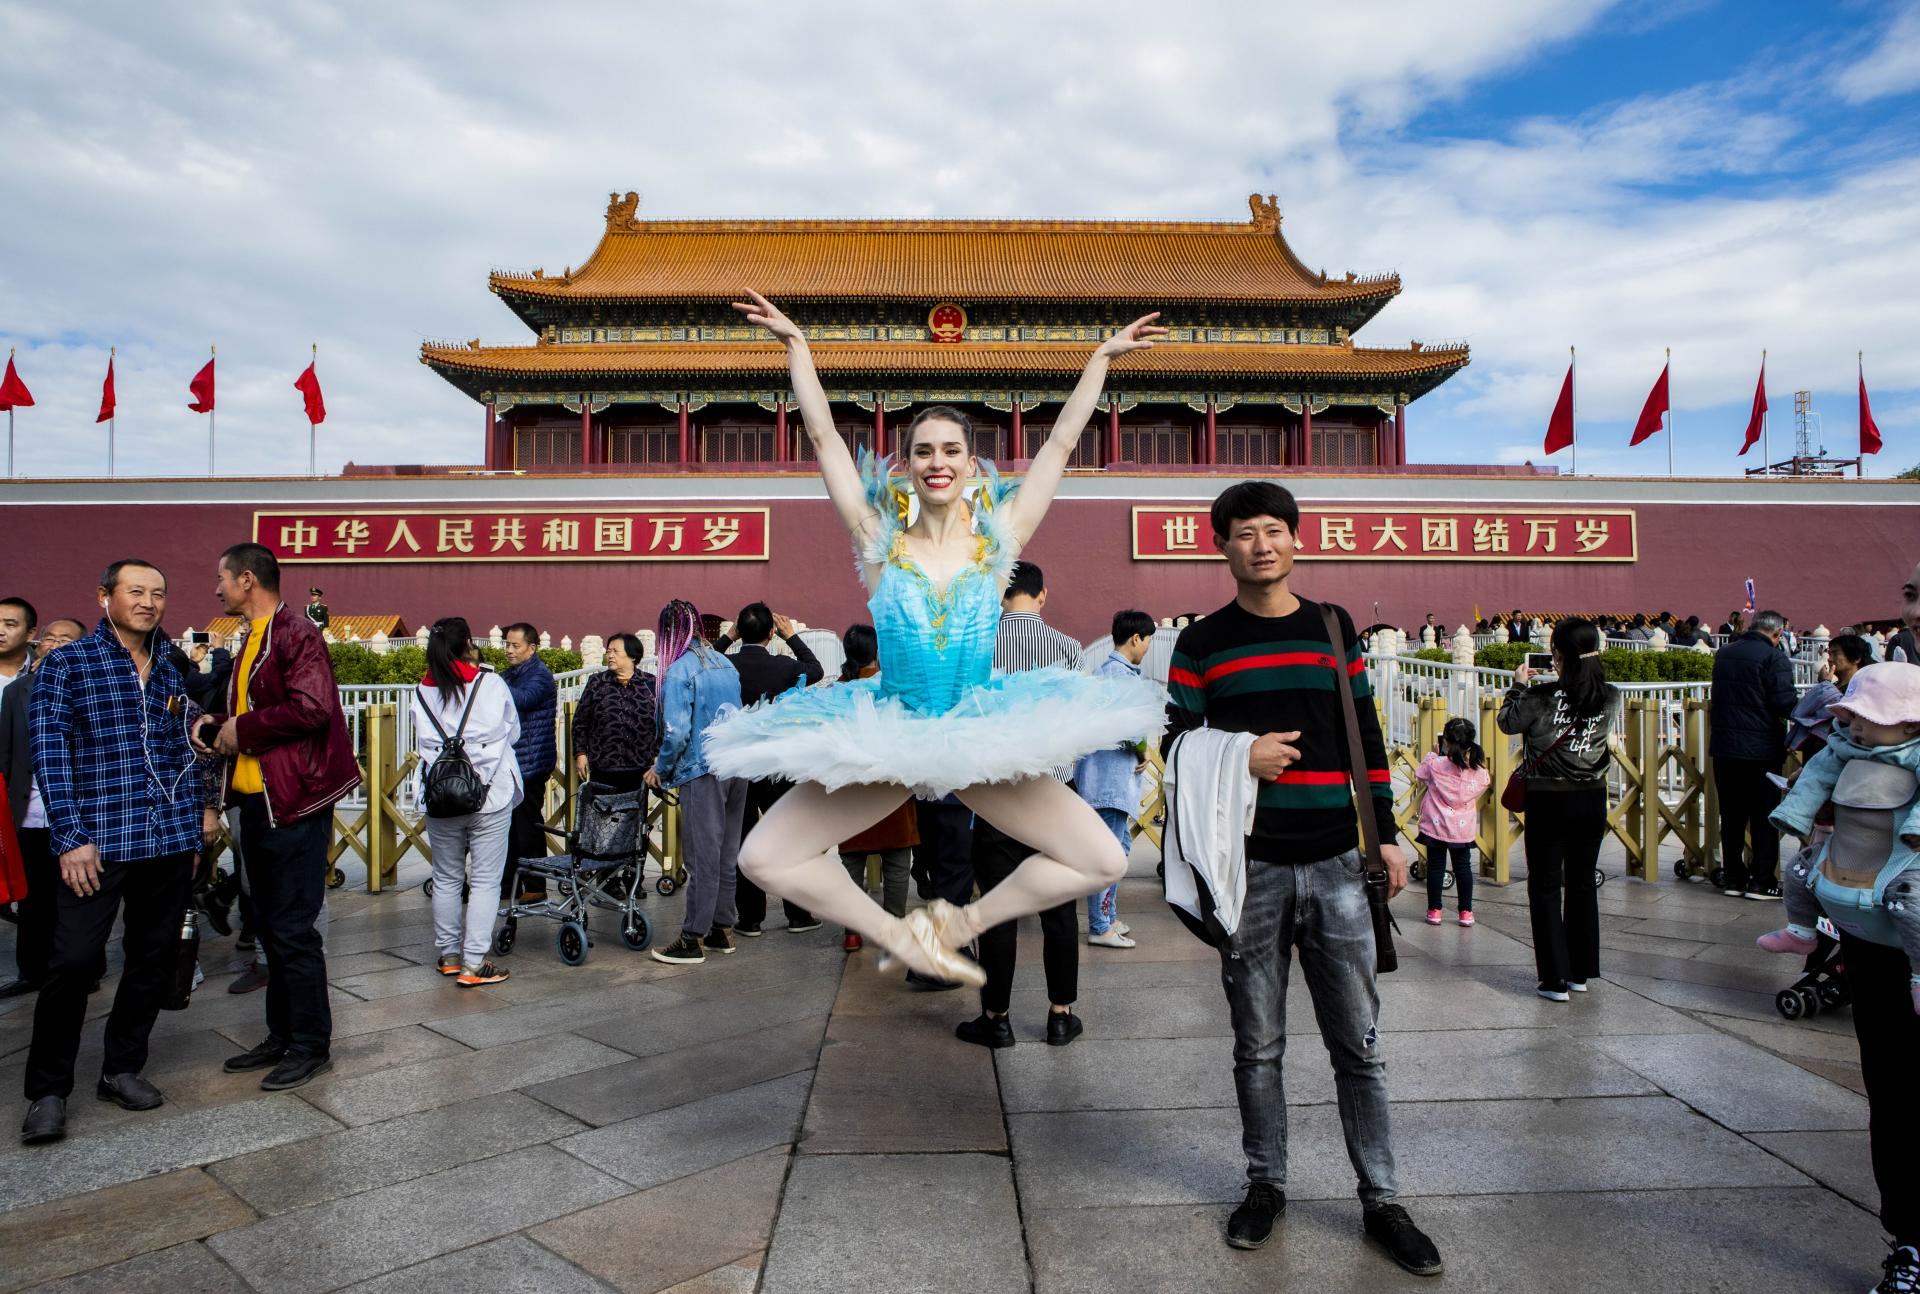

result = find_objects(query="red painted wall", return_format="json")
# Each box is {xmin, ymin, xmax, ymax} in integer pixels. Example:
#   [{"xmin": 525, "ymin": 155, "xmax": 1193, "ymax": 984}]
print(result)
[{"xmin": 2, "ymin": 494, "xmax": 1910, "ymax": 643}]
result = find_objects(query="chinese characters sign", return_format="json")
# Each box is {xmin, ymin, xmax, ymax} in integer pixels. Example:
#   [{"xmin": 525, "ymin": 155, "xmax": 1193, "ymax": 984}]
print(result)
[
  {"xmin": 1132, "ymin": 507, "xmax": 1636, "ymax": 562},
  {"xmin": 254, "ymin": 508, "xmax": 770, "ymax": 563}
]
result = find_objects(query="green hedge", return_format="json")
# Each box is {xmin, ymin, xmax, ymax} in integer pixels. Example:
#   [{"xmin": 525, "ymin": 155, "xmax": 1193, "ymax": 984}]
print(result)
[
  {"xmin": 327, "ymin": 641, "xmax": 584, "ymax": 685},
  {"xmin": 1473, "ymin": 642, "xmax": 1532, "ymax": 671},
  {"xmin": 1410, "ymin": 647, "xmax": 1453, "ymax": 663},
  {"xmin": 1464, "ymin": 641, "xmax": 1711, "ymax": 682}
]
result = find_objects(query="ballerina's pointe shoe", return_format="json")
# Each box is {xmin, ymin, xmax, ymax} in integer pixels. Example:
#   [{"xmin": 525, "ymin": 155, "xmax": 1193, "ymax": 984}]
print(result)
[{"xmin": 876, "ymin": 904, "xmax": 988, "ymax": 989}]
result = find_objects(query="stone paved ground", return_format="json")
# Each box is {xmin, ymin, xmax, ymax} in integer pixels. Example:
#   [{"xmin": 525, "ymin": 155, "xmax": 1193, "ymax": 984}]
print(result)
[{"xmin": 0, "ymin": 836, "xmax": 1891, "ymax": 1293}]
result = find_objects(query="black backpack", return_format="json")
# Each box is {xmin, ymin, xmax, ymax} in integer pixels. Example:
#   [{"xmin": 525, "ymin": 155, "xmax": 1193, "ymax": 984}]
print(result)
[{"xmin": 420, "ymin": 675, "xmax": 489, "ymax": 818}]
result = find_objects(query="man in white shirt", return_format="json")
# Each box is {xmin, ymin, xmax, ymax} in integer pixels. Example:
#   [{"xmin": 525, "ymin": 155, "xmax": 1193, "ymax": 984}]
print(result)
[{"xmin": 0, "ymin": 607, "xmax": 84, "ymax": 997}]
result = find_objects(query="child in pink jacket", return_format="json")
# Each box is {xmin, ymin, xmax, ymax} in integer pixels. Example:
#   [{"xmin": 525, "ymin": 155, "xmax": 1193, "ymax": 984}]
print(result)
[{"xmin": 1415, "ymin": 718, "xmax": 1492, "ymax": 926}]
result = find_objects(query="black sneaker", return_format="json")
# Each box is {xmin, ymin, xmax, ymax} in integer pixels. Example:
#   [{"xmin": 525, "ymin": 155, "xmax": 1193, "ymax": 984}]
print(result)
[
  {"xmin": 1226, "ymin": 1183, "xmax": 1285, "ymax": 1249},
  {"xmin": 1537, "ymin": 981, "xmax": 1571, "ymax": 1002},
  {"xmin": 955, "ymin": 1013, "xmax": 1015, "ymax": 1049},
  {"xmin": 1363, "ymin": 1202, "xmax": 1443, "ymax": 1276},
  {"xmin": 236, "ymin": 928, "xmax": 256, "ymax": 953},
  {"xmin": 1045, "ymin": 1010, "xmax": 1084, "ymax": 1047},
  {"xmin": 703, "ymin": 927, "xmax": 737, "ymax": 955},
  {"xmin": 224, "ymin": 1038, "xmax": 289, "ymax": 1073},
  {"xmin": 733, "ymin": 923, "xmax": 764, "ymax": 938},
  {"xmin": 260, "ymin": 1053, "xmax": 332, "ymax": 1092},
  {"xmin": 651, "ymin": 934, "xmax": 706, "ymax": 965},
  {"xmin": 1874, "ymin": 1242, "xmax": 1920, "ymax": 1293},
  {"xmin": 1744, "ymin": 885, "xmax": 1782, "ymax": 901},
  {"xmin": 785, "ymin": 919, "xmax": 822, "ymax": 934}
]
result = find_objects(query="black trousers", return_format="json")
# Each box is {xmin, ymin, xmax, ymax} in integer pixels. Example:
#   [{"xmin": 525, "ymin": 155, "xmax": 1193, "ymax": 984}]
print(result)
[
  {"xmin": 237, "ymin": 797, "xmax": 331, "ymax": 1060},
  {"xmin": 502, "ymin": 770, "xmax": 552, "ymax": 897},
  {"xmin": 12, "ymin": 827, "xmax": 57, "ymax": 984},
  {"xmin": 1523, "ymin": 785, "xmax": 1605, "ymax": 987},
  {"xmin": 973, "ymin": 816, "xmax": 1078, "ymax": 1014},
  {"xmin": 918, "ymin": 800, "xmax": 977, "ymax": 907},
  {"xmin": 24, "ymin": 852, "xmax": 193, "ymax": 1100},
  {"xmin": 1713, "ymin": 755, "xmax": 1783, "ymax": 890},
  {"xmin": 735, "ymin": 779, "xmax": 812, "ymax": 928},
  {"xmin": 1840, "ymin": 932, "xmax": 1920, "ymax": 1246}
]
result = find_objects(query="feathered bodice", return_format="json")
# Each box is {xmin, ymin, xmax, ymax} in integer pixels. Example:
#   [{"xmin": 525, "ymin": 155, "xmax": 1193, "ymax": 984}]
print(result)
[{"xmin": 859, "ymin": 452, "xmax": 1018, "ymax": 716}]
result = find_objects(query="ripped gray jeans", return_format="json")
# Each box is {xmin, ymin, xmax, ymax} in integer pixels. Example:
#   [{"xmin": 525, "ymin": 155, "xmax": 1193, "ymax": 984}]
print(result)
[{"xmin": 1219, "ymin": 849, "xmax": 1398, "ymax": 1203}]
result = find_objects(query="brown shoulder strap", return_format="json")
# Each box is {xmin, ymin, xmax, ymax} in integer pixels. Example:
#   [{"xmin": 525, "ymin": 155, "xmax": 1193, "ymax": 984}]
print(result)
[{"xmin": 1320, "ymin": 603, "xmax": 1385, "ymax": 877}]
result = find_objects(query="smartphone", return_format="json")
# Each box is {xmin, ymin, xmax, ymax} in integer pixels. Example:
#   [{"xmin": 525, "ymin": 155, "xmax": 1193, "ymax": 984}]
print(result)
[
  {"xmin": 183, "ymin": 630, "xmax": 212, "ymax": 645},
  {"xmin": 1765, "ymin": 771, "xmax": 1791, "ymax": 791},
  {"xmin": 1526, "ymin": 653, "xmax": 1553, "ymax": 672}
]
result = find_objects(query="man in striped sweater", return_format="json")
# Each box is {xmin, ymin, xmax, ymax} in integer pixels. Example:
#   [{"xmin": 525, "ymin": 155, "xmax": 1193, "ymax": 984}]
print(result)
[{"xmin": 1165, "ymin": 481, "xmax": 1440, "ymax": 1277}]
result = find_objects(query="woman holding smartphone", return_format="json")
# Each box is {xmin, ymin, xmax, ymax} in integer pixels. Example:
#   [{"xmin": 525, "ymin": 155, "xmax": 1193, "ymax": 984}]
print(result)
[{"xmin": 1497, "ymin": 619, "xmax": 1617, "ymax": 1001}]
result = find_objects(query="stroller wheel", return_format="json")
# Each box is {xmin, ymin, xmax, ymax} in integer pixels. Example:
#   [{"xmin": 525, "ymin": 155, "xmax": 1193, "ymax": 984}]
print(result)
[
  {"xmin": 1594, "ymin": 868, "xmax": 1608, "ymax": 889},
  {"xmin": 1709, "ymin": 867, "xmax": 1727, "ymax": 891},
  {"xmin": 557, "ymin": 921, "xmax": 589, "ymax": 966},
  {"xmin": 620, "ymin": 910, "xmax": 653, "ymax": 952},
  {"xmin": 1776, "ymin": 988, "xmax": 1804, "ymax": 1020},
  {"xmin": 1441, "ymin": 870, "xmax": 1455, "ymax": 891},
  {"xmin": 1155, "ymin": 860, "xmax": 1164, "ymax": 880},
  {"xmin": 1798, "ymin": 986, "xmax": 1822, "ymax": 1017},
  {"xmin": 1672, "ymin": 860, "xmax": 1690, "ymax": 881},
  {"xmin": 327, "ymin": 867, "xmax": 346, "ymax": 890},
  {"xmin": 1409, "ymin": 861, "xmax": 1426, "ymax": 882},
  {"xmin": 492, "ymin": 918, "xmax": 517, "ymax": 957},
  {"xmin": 421, "ymin": 877, "xmax": 434, "ymax": 898},
  {"xmin": 655, "ymin": 874, "xmax": 678, "ymax": 897},
  {"xmin": 1818, "ymin": 980, "xmax": 1846, "ymax": 1009}
]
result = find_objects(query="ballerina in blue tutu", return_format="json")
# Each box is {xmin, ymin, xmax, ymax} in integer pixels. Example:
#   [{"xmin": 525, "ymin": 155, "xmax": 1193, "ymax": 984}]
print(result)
[{"xmin": 709, "ymin": 290, "xmax": 1169, "ymax": 986}]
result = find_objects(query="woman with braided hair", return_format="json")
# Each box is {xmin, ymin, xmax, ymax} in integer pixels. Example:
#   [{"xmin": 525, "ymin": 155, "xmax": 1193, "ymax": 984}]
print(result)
[{"xmin": 703, "ymin": 291, "xmax": 1168, "ymax": 987}]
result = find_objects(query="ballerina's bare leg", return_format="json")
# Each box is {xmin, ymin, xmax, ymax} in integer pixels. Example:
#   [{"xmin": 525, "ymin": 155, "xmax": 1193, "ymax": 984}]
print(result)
[
  {"xmin": 947, "ymin": 777, "xmax": 1129, "ymax": 943},
  {"xmin": 737, "ymin": 779, "xmax": 921, "ymax": 939}
]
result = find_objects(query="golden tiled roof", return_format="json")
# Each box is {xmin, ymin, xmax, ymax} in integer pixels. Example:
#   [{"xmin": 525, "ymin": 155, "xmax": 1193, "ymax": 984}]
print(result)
[
  {"xmin": 489, "ymin": 193, "xmax": 1399, "ymax": 305},
  {"xmin": 422, "ymin": 339, "xmax": 1467, "ymax": 381},
  {"xmin": 203, "ymin": 614, "xmax": 408, "ymax": 642}
]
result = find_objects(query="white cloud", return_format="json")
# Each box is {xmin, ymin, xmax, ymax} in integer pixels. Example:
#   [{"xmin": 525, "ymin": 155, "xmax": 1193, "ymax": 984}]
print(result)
[
  {"xmin": 1836, "ymin": 1, "xmax": 1920, "ymax": 103},
  {"xmin": 0, "ymin": 0, "xmax": 1910, "ymax": 482}
]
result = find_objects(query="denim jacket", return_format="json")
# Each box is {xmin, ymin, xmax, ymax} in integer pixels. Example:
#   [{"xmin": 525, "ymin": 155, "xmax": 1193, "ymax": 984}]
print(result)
[
  {"xmin": 653, "ymin": 645, "xmax": 743, "ymax": 788},
  {"xmin": 1073, "ymin": 651, "xmax": 1149, "ymax": 816}
]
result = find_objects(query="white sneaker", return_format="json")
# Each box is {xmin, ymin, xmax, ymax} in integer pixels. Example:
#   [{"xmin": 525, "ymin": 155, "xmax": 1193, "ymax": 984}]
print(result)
[
  {"xmin": 1115, "ymin": 921, "xmax": 1131, "ymax": 936},
  {"xmin": 1568, "ymin": 981, "xmax": 1589, "ymax": 993},
  {"xmin": 1087, "ymin": 930, "xmax": 1136, "ymax": 949}
]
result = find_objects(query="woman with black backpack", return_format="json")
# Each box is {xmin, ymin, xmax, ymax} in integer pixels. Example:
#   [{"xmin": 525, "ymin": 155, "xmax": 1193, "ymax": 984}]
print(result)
[{"xmin": 413, "ymin": 617, "xmax": 523, "ymax": 986}]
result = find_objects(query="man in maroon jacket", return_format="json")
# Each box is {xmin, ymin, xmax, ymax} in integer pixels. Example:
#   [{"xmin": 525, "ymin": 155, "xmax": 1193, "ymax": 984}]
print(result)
[{"xmin": 192, "ymin": 543, "xmax": 359, "ymax": 1091}]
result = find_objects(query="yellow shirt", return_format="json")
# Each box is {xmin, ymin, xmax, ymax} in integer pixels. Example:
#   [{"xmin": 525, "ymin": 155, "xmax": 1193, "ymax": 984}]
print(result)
[{"xmin": 231, "ymin": 615, "xmax": 271, "ymax": 794}]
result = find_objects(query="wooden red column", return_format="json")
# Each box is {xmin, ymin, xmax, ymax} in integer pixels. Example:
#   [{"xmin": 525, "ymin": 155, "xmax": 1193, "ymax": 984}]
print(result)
[
  {"xmin": 1394, "ymin": 401, "xmax": 1407, "ymax": 465},
  {"xmin": 677, "ymin": 399, "xmax": 691, "ymax": 464},
  {"xmin": 1010, "ymin": 401, "xmax": 1024, "ymax": 459},
  {"xmin": 1105, "ymin": 397, "xmax": 1121, "ymax": 465},
  {"xmin": 873, "ymin": 397, "xmax": 887, "ymax": 457},
  {"xmin": 484, "ymin": 401, "xmax": 498, "ymax": 468},
  {"xmin": 580, "ymin": 403, "xmax": 598, "ymax": 466},
  {"xmin": 775, "ymin": 396, "xmax": 789, "ymax": 462},
  {"xmin": 1203, "ymin": 399, "xmax": 1217, "ymax": 466},
  {"xmin": 1300, "ymin": 402, "xmax": 1313, "ymax": 468}
]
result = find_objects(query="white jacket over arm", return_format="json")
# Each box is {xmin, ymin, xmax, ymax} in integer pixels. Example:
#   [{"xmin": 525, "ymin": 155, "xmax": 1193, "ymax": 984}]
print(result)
[
  {"xmin": 412, "ymin": 671, "xmax": 524, "ymax": 815},
  {"xmin": 1162, "ymin": 727, "xmax": 1260, "ymax": 938}
]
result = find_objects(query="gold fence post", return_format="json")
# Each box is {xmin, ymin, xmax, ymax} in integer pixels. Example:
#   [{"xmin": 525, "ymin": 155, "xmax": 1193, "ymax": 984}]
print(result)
[
  {"xmin": 1682, "ymin": 698, "xmax": 1706, "ymax": 869},
  {"xmin": 1620, "ymin": 698, "xmax": 1646, "ymax": 878},
  {"xmin": 367, "ymin": 703, "xmax": 399, "ymax": 891},
  {"xmin": 1635, "ymin": 698, "xmax": 1663, "ymax": 881},
  {"xmin": 558, "ymin": 699, "xmax": 579, "ymax": 835},
  {"xmin": 1480, "ymin": 692, "xmax": 1514, "ymax": 886},
  {"xmin": 1700, "ymin": 701, "xmax": 1720, "ymax": 870}
]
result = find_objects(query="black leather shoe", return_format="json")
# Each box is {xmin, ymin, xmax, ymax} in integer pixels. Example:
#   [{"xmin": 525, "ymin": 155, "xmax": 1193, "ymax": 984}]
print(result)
[
  {"xmin": 224, "ymin": 1038, "xmax": 288, "ymax": 1073},
  {"xmin": 1045, "ymin": 1010, "xmax": 1084, "ymax": 1047},
  {"xmin": 0, "ymin": 977, "xmax": 41, "ymax": 999},
  {"xmin": 955, "ymin": 1013, "xmax": 1015, "ymax": 1049},
  {"xmin": 20, "ymin": 1096, "xmax": 65, "ymax": 1145},
  {"xmin": 260, "ymin": 1053, "xmax": 332, "ymax": 1091},
  {"xmin": 96, "ymin": 1072, "xmax": 165, "ymax": 1111},
  {"xmin": 1227, "ymin": 1183, "xmax": 1285, "ymax": 1249},
  {"xmin": 1363, "ymin": 1202, "xmax": 1443, "ymax": 1276}
]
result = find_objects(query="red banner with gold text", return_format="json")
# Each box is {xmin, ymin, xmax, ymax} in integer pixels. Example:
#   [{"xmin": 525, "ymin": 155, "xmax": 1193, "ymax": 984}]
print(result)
[
  {"xmin": 255, "ymin": 508, "xmax": 770, "ymax": 563},
  {"xmin": 1133, "ymin": 507, "xmax": 1636, "ymax": 562}
]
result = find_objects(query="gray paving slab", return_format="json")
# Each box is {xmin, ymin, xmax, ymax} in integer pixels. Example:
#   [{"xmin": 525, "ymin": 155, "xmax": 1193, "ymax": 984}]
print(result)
[
  {"xmin": 533, "ymin": 1145, "xmax": 789, "ymax": 1291},
  {"xmin": 527, "ymin": 1016, "xmax": 826, "ymax": 1126},
  {"xmin": 326, "ymin": 984, "xmax": 508, "ymax": 1039},
  {"xmin": 337, "ymin": 1235, "xmax": 616, "ymax": 1294},
  {"xmin": 760, "ymin": 1153, "xmax": 1028, "ymax": 1294},
  {"xmin": 1025, "ymin": 1187, "xmax": 1883, "ymax": 1294},
  {"xmin": 21, "ymin": 1240, "xmax": 253, "ymax": 1294},
  {"xmin": 420, "ymin": 979, "xmax": 689, "ymax": 1049},
  {"xmin": 303, "ymin": 1031, "xmax": 630, "ymax": 1127},
  {"xmin": 558, "ymin": 1071, "xmax": 811, "ymax": 1190},
  {"xmin": 209, "ymin": 1089, "xmax": 586, "ymax": 1215},
  {"xmin": 1008, "ymin": 1095, "xmax": 1810, "ymax": 1209},
  {"xmin": 577, "ymin": 982, "xmax": 839, "ymax": 1057},
  {"xmin": 1750, "ymin": 1130, "xmax": 1879, "ymax": 1213},
  {"xmin": 320, "ymin": 951, "xmax": 418, "ymax": 979},
  {"xmin": 0, "ymin": 1093, "xmax": 341, "ymax": 1211},
  {"xmin": 1589, "ymin": 1031, "xmax": 1870, "ymax": 1131},
  {"xmin": 206, "ymin": 1144, "xmax": 630, "ymax": 1294},
  {"xmin": 330, "ymin": 964, "xmax": 458, "ymax": 1001},
  {"xmin": 1458, "ymin": 965, "xmax": 1719, "ymax": 1035},
  {"xmin": 802, "ymin": 1013, "xmax": 1004, "ymax": 1154},
  {"xmin": 0, "ymin": 1168, "xmax": 257, "ymax": 1291}
]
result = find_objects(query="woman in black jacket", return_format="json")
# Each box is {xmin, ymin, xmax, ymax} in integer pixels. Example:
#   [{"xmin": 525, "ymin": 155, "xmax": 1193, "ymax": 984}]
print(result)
[{"xmin": 1497, "ymin": 618, "xmax": 1618, "ymax": 1002}]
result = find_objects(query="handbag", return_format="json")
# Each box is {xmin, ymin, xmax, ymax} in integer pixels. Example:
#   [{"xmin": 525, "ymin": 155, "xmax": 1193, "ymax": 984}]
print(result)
[
  {"xmin": 1320, "ymin": 604, "xmax": 1398, "ymax": 975},
  {"xmin": 1499, "ymin": 724, "xmax": 1574, "ymax": 815},
  {"xmin": 420, "ymin": 677, "xmax": 488, "ymax": 819},
  {"xmin": 0, "ymin": 773, "xmax": 24, "ymax": 905}
]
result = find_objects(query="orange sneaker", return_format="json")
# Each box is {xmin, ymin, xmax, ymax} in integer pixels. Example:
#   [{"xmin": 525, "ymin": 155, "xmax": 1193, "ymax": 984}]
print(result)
[
  {"xmin": 437, "ymin": 956, "xmax": 462, "ymax": 976},
  {"xmin": 456, "ymin": 961, "xmax": 510, "ymax": 986}
]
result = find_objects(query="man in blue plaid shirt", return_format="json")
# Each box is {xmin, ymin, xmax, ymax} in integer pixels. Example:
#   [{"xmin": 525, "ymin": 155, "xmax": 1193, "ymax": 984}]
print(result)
[{"xmin": 19, "ymin": 559, "xmax": 202, "ymax": 1146}]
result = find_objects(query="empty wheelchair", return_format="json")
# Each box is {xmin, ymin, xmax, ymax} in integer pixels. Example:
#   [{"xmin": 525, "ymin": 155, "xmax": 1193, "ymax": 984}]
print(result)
[{"xmin": 494, "ymin": 782, "xmax": 652, "ymax": 965}]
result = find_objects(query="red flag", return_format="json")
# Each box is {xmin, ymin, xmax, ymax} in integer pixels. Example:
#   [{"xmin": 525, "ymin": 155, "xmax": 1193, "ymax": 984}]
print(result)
[
  {"xmin": 294, "ymin": 362, "xmax": 326, "ymax": 425},
  {"xmin": 1738, "ymin": 358, "xmax": 1766, "ymax": 456},
  {"xmin": 1629, "ymin": 362, "xmax": 1669, "ymax": 446},
  {"xmin": 1544, "ymin": 362, "xmax": 1574, "ymax": 455},
  {"xmin": 0, "ymin": 357, "xmax": 34, "ymax": 411},
  {"xmin": 96, "ymin": 357, "xmax": 116, "ymax": 423},
  {"xmin": 1860, "ymin": 357, "xmax": 1883, "ymax": 456},
  {"xmin": 188, "ymin": 358, "xmax": 215, "ymax": 413}
]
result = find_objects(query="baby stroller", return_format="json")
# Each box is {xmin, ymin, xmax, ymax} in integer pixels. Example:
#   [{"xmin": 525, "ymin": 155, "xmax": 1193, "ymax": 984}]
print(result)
[
  {"xmin": 1775, "ymin": 920, "xmax": 1850, "ymax": 1020},
  {"xmin": 494, "ymin": 782, "xmax": 652, "ymax": 966}
]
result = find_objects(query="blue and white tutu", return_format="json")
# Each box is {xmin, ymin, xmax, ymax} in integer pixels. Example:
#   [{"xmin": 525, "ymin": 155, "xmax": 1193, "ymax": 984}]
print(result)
[{"xmin": 704, "ymin": 451, "xmax": 1166, "ymax": 798}]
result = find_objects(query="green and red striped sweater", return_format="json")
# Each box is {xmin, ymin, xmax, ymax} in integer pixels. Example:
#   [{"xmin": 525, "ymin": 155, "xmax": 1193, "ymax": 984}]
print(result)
[{"xmin": 1165, "ymin": 597, "xmax": 1395, "ymax": 863}]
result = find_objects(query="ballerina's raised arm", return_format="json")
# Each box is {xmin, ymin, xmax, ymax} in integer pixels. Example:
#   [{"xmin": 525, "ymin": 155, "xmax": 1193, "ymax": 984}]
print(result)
[
  {"xmin": 732, "ymin": 290, "xmax": 881, "ymax": 549},
  {"xmin": 1000, "ymin": 312, "xmax": 1166, "ymax": 547}
]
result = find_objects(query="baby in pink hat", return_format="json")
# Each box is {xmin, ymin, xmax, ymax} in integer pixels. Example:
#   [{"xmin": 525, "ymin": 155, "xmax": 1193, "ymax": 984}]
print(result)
[{"xmin": 1761, "ymin": 663, "xmax": 1920, "ymax": 1008}]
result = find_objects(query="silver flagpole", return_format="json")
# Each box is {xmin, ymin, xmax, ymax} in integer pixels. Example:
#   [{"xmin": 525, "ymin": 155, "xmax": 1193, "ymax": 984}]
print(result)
[
  {"xmin": 1666, "ymin": 347, "xmax": 1673, "ymax": 477},
  {"xmin": 108, "ymin": 345, "xmax": 116, "ymax": 477},
  {"xmin": 1569, "ymin": 345, "xmax": 1578, "ymax": 477},
  {"xmin": 1760, "ymin": 348, "xmax": 1769, "ymax": 470},
  {"xmin": 308, "ymin": 342, "xmax": 317, "ymax": 476},
  {"xmin": 207, "ymin": 343, "xmax": 217, "ymax": 475}
]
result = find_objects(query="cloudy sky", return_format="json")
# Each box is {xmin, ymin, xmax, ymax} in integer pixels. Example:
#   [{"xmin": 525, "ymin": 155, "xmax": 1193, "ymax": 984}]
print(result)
[{"xmin": 1, "ymin": 0, "xmax": 1915, "ymax": 479}]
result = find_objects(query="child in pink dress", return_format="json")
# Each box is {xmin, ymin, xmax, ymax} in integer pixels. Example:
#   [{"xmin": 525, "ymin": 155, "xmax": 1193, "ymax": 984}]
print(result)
[{"xmin": 1414, "ymin": 718, "xmax": 1493, "ymax": 926}]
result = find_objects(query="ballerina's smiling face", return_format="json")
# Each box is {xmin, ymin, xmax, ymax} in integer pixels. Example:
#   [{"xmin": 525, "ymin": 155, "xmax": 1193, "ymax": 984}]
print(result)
[{"xmin": 906, "ymin": 415, "xmax": 976, "ymax": 506}]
